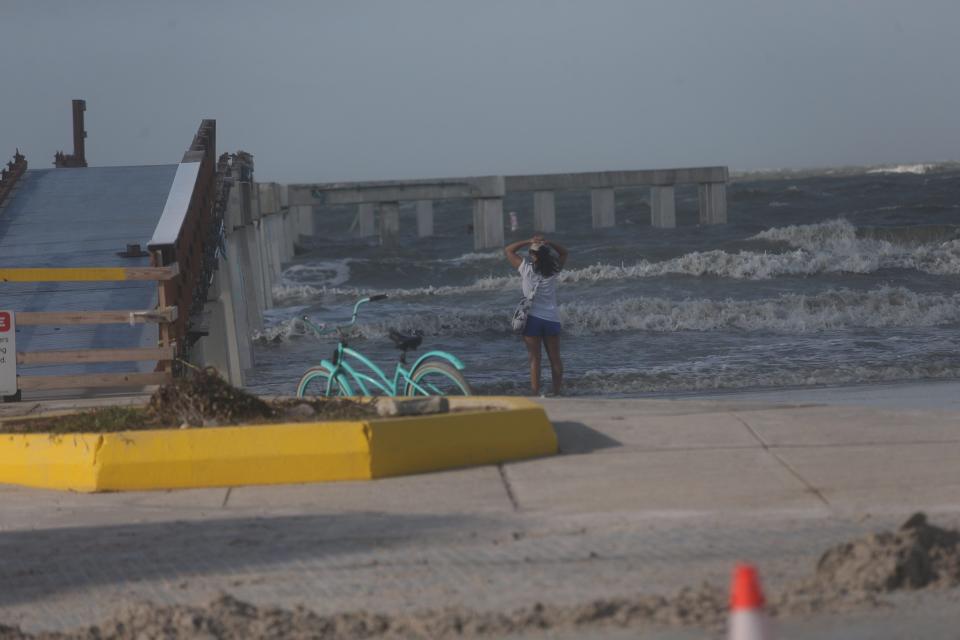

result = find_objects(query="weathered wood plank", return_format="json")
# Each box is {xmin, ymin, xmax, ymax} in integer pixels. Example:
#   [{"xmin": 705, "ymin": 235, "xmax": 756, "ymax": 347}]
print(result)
[
  {"xmin": 17, "ymin": 347, "xmax": 175, "ymax": 365},
  {"xmin": 18, "ymin": 372, "xmax": 171, "ymax": 391},
  {"xmin": 15, "ymin": 308, "xmax": 178, "ymax": 325},
  {"xmin": 124, "ymin": 263, "xmax": 180, "ymax": 281}
]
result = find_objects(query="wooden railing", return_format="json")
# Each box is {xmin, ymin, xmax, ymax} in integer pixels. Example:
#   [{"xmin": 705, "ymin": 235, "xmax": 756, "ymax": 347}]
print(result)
[
  {"xmin": 147, "ymin": 119, "xmax": 218, "ymax": 369},
  {"xmin": 5, "ymin": 267, "xmax": 180, "ymax": 393}
]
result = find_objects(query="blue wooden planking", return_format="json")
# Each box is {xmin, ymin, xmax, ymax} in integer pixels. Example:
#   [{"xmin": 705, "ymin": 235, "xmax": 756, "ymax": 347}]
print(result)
[{"xmin": 0, "ymin": 165, "xmax": 178, "ymax": 378}]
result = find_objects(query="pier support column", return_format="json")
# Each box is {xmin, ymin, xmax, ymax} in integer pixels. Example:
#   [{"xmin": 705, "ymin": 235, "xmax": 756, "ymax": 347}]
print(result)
[
  {"xmin": 356, "ymin": 203, "xmax": 376, "ymax": 237},
  {"xmin": 698, "ymin": 183, "xmax": 727, "ymax": 225},
  {"xmin": 591, "ymin": 188, "xmax": 615, "ymax": 228},
  {"xmin": 533, "ymin": 191, "xmax": 556, "ymax": 233},
  {"xmin": 295, "ymin": 205, "xmax": 315, "ymax": 238},
  {"xmin": 472, "ymin": 197, "xmax": 504, "ymax": 250},
  {"xmin": 281, "ymin": 210, "xmax": 295, "ymax": 261},
  {"xmin": 239, "ymin": 225, "xmax": 266, "ymax": 327},
  {"xmin": 416, "ymin": 200, "xmax": 434, "ymax": 237},
  {"xmin": 378, "ymin": 201, "xmax": 400, "ymax": 246},
  {"xmin": 224, "ymin": 236, "xmax": 254, "ymax": 375},
  {"xmin": 255, "ymin": 219, "xmax": 275, "ymax": 310},
  {"xmin": 650, "ymin": 186, "xmax": 676, "ymax": 228}
]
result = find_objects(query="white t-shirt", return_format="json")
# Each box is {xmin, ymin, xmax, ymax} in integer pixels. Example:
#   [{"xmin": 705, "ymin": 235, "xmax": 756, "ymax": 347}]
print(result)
[{"xmin": 519, "ymin": 258, "xmax": 560, "ymax": 323}]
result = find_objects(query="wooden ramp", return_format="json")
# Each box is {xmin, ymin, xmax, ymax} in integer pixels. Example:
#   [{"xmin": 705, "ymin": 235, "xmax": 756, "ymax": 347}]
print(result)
[{"xmin": 0, "ymin": 165, "xmax": 178, "ymax": 396}]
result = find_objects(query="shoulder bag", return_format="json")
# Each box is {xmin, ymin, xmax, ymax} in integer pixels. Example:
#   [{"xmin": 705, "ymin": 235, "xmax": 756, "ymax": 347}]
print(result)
[{"xmin": 511, "ymin": 273, "xmax": 542, "ymax": 334}]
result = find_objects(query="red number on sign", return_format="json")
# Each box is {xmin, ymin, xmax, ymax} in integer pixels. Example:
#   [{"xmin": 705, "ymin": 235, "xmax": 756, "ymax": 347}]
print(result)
[{"xmin": 0, "ymin": 312, "xmax": 9, "ymax": 332}]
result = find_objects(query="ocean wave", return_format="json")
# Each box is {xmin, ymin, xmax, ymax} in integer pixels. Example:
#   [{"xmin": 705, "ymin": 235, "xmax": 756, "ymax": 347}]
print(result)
[
  {"xmin": 271, "ymin": 219, "xmax": 960, "ymax": 304},
  {"xmin": 258, "ymin": 287, "xmax": 960, "ymax": 342},
  {"xmin": 444, "ymin": 251, "xmax": 502, "ymax": 263},
  {"xmin": 731, "ymin": 162, "xmax": 959, "ymax": 181},
  {"xmin": 866, "ymin": 164, "xmax": 934, "ymax": 175},
  {"xmin": 751, "ymin": 218, "xmax": 861, "ymax": 250},
  {"xmin": 750, "ymin": 218, "xmax": 960, "ymax": 275},
  {"xmin": 278, "ymin": 260, "xmax": 352, "ymax": 287},
  {"xmin": 252, "ymin": 316, "xmax": 310, "ymax": 342}
]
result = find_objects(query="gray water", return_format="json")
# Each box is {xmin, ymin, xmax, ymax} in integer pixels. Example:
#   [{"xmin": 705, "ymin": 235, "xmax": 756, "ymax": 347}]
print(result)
[{"xmin": 246, "ymin": 166, "xmax": 960, "ymax": 397}]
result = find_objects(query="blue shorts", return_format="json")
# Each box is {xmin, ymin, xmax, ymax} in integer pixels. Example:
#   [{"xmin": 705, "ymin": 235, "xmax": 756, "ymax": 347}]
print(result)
[{"xmin": 523, "ymin": 315, "xmax": 561, "ymax": 337}]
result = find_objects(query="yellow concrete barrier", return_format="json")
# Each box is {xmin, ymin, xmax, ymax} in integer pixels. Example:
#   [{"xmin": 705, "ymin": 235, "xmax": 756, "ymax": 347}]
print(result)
[{"xmin": 0, "ymin": 398, "xmax": 556, "ymax": 492}]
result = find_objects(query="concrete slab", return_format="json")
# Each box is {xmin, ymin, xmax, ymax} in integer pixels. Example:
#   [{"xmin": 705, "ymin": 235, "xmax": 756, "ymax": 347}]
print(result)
[
  {"xmin": 504, "ymin": 448, "xmax": 824, "ymax": 515},
  {"xmin": 0, "ymin": 485, "xmax": 229, "ymax": 530},
  {"xmin": 739, "ymin": 405, "xmax": 960, "ymax": 447},
  {"xmin": 537, "ymin": 396, "xmax": 815, "ymax": 418},
  {"xmin": 551, "ymin": 411, "xmax": 757, "ymax": 452},
  {"xmin": 775, "ymin": 442, "xmax": 960, "ymax": 511},
  {"xmin": 226, "ymin": 466, "xmax": 513, "ymax": 514}
]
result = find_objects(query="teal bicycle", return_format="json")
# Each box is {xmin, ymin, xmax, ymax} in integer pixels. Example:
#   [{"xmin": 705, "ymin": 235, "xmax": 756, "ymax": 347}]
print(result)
[{"xmin": 296, "ymin": 295, "xmax": 472, "ymax": 397}]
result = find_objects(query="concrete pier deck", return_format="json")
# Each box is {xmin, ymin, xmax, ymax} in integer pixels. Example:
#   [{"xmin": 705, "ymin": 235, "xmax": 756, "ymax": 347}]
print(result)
[{"xmin": 2, "ymin": 385, "xmax": 960, "ymax": 637}]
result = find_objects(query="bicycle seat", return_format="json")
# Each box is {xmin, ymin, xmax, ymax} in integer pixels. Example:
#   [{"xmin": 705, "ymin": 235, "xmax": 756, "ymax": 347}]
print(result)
[{"xmin": 388, "ymin": 329, "xmax": 423, "ymax": 351}]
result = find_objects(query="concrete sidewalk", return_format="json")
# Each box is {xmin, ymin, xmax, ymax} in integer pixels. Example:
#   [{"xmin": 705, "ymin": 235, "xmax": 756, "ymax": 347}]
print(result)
[{"xmin": 2, "ymin": 390, "xmax": 960, "ymax": 636}]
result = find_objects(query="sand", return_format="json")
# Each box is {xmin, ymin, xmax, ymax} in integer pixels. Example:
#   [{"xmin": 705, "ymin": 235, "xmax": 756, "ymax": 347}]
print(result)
[{"xmin": 3, "ymin": 513, "xmax": 959, "ymax": 639}]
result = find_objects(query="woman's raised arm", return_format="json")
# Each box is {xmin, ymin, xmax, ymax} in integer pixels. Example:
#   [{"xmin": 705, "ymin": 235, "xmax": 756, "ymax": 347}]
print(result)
[{"xmin": 504, "ymin": 238, "xmax": 534, "ymax": 269}]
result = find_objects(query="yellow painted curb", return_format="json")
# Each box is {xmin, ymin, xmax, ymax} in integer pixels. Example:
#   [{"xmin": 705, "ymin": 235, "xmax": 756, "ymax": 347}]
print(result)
[{"xmin": 0, "ymin": 398, "xmax": 556, "ymax": 492}]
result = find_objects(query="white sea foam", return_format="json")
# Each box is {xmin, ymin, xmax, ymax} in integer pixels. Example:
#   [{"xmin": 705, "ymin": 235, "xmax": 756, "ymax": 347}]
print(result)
[
  {"xmin": 252, "ymin": 316, "xmax": 309, "ymax": 342},
  {"xmin": 445, "ymin": 251, "xmax": 502, "ymax": 263},
  {"xmin": 279, "ymin": 260, "xmax": 352, "ymax": 287},
  {"xmin": 867, "ymin": 164, "xmax": 934, "ymax": 175},
  {"xmin": 751, "ymin": 218, "xmax": 960, "ymax": 276},
  {"xmin": 270, "ymin": 219, "xmax": 960, "ymax": 304},
  {"xmin": 260, "ymin": 287, "xmax": 960, "ymax": 342}
]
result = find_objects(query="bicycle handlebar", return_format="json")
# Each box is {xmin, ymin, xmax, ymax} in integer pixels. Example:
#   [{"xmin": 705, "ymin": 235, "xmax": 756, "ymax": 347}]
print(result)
[{"xmin": 303, "ymin": 295, "xmax": 389, "ymax": 338}]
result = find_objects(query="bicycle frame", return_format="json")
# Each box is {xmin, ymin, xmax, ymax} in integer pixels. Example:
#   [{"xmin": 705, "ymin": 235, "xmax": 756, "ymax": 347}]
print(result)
[
  {"xmin": 319, "ymin": 347, "xmax": 417, "ymax": 396},
  {"xmin": 302, "ymin": 296, "xmax": 466, "ymax": 396}
]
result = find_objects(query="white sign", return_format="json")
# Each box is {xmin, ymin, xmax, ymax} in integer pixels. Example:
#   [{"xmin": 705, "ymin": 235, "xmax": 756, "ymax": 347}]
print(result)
[{"xmin": 0, "ymin": 311, "xmax": 16, "ymax": 396}]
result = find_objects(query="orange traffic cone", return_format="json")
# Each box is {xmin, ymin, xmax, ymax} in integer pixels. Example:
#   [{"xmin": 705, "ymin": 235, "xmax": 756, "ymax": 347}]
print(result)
[{"xmin": 728, "ymin": 563, "xmax": 772, "ymax": 640}]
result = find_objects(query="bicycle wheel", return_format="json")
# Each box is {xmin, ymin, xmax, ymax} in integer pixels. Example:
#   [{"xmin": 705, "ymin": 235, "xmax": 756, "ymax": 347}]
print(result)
[
  {"xmin": 405, "ymin": 360, "xmax": 472, "ymax": 396},
  {"xmin": 296, "ymin": 364, "xmax": 353, "ymax": 398}
]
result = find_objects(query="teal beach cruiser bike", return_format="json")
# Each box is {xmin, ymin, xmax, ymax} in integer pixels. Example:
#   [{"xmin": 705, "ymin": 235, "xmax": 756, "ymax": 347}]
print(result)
[{"xmin": 296, "ymin": 295, "xmax": 472, "ymax": 397}]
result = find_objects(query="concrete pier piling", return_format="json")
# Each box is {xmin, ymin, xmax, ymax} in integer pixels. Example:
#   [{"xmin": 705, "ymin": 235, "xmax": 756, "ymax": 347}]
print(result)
[
  {"xmin": 416, "ymin": 200, "xmax": 434, "ymax": 238},
  {"xmin": 378, "ymin": 201, "xmax": 400, "ymax": 246},
  {"xmin": 698, "ymin": 182, "xmax": 727, "ymax": 225},
  {"xmin": 590, "ymin": 188, "xmax": 616, "ymax": 228},
  {"xmin": 533, "ymin": 191, "xmax": 556, "ymax": 233},
  {"xmin": 650, "ymin": 185, "xmax": 676, "ymax": 228},
  {"xmin": 294, "ymin": 205, "xmax": 315, "ymax": 238},
  {"xmin": 283, "ymin": 166, "xmax": 727, "ymax": 248},
  {"xmin": 356, "ymin": 203, "xmax": 376, "ymax": 237},
  {"xmin": 472, "ymin": 197, "xmax": 505, "ymax": 250},
  {"xmin": 242, "ymin": 224, "xmax": 268, "ymax": 316}
]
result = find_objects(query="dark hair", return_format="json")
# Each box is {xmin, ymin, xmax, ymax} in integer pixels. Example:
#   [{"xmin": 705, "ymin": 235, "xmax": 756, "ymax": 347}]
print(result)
[{"xmin": 531, "ymin": 246, "xmax": 560, "ymax": 278}]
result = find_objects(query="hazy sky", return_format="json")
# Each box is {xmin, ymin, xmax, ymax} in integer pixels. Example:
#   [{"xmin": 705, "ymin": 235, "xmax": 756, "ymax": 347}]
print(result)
[{"xmin": 2, "ymin": 0, "xmax": 959, "ymax": 182}]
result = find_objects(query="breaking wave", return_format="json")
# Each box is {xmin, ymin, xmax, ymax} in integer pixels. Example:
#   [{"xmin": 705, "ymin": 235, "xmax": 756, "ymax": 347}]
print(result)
[
  {"xmin": 257, "ymin": 287, "xmax": 960, "ymax": 342},
  {"xmin": 867, "ymin": 164, "xmax": 934, "ymax": 175},
  {"xmin": 278, "ymin": 261, "xmax": 352, "ymax": 287},
  {"xmin": 444, "ymin": 251, "xmax": 502, "ymax": 263},
  {"xmin": 272, "ymin": 227, "xmax": 960, "ymax": 303},
  {"xmin": 268, "ymin": 219, "xmax": 960, "ymax": 308}
]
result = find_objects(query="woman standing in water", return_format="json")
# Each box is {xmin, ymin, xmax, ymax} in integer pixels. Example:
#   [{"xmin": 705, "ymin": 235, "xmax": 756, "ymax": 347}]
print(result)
[{"xmin": 505, "ymin": 235, "xmax": 568, "ymax": 396}]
